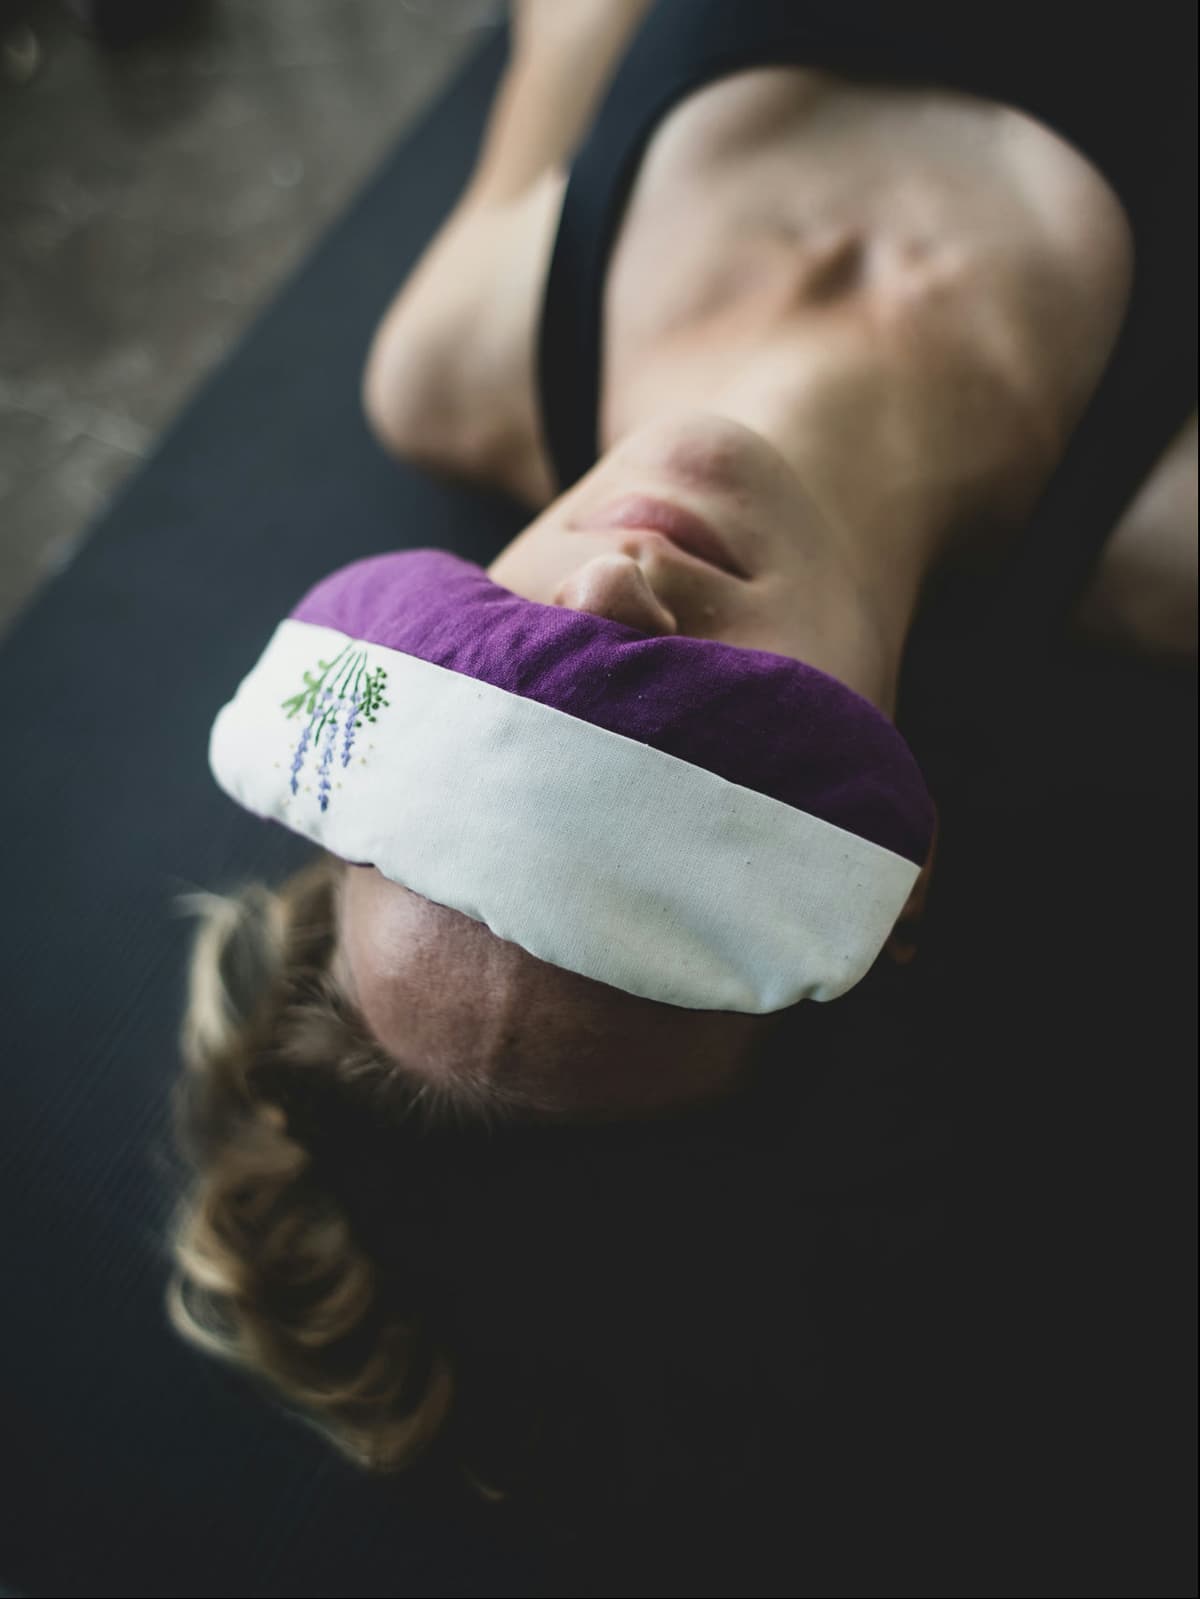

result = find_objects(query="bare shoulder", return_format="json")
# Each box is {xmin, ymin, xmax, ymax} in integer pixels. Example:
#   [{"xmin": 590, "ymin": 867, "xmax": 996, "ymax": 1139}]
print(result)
[
  {"xmin": 361, "ymin": 172, "xmax": 565, "ymax": 506},
  {"xmin": 1071, "ymin": 408, "xmax": 1198, "ymax": 659},
  {"xmin": 360, "ymin": 0, "xmax": 654, "ymax": 507}
]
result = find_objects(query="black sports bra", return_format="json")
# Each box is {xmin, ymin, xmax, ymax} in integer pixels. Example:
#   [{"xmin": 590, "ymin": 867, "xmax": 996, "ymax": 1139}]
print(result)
[{"xmin": 537, "ymin": 0, "xmax": 1196, "ymax": 742}]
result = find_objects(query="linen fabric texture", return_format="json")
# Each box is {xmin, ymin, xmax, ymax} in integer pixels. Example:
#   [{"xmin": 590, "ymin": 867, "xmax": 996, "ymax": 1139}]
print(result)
[{"xmin": 209, "ymin": 549, "xmax": 936, "ymax": 1013}]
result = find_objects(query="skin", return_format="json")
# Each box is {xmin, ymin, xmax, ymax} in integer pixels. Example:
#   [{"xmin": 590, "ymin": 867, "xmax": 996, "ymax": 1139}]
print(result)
[
  {"xmin": 489, "ymin": 410, "xmax": 906, "ymax": 713},
  {"xmin": 334, "ymin": 859, "xmax": 779, "ymax": 1123},
  {"xmin": 339, "ymin": 3, "xmax": 1195, "ymax": 1118},
  {"xmin": 338, "ymin": 397, "xmax": 961, "ymax": 1118}
]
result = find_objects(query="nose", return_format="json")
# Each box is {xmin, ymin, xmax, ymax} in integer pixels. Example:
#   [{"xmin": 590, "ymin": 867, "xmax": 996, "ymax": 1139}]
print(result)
[{"xmin": 552, "ymin": 553, "xmax": 678, "ymax": 636}]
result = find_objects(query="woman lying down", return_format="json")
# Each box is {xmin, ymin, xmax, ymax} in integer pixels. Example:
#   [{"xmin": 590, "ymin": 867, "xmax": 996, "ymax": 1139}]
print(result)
[{"xmin": 166, "ymin": 0, "xmax": 1196, "ymax": 1508}]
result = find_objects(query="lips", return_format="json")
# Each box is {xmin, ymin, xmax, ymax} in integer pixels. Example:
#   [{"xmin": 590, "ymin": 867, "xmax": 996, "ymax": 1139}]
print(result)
[{"xmin": 572, "ymin": 494, "xmax": 749, "ymax": 579}]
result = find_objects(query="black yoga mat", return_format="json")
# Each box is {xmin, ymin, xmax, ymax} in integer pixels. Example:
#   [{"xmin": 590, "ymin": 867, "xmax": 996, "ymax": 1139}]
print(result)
[
  {"xmin": 1, "ymin": 18, "xmax": 1195, "ymax": 1599},
  {"xmin": 0, "ymin": 27, "xmax": 546, "ymax": 1599}
]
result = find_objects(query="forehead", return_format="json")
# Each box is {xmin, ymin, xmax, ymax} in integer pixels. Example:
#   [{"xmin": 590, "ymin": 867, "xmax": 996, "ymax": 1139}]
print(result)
[
  {"xmin": 336, "ymin": 864, "xmax": 580, "ymax": 1067},
  {"xmin": 336, "ymin": 866, "xmax": 506, "ymax": 1039},
  {"xmin": 333, "ymin": 864, "xmax": 768, "ymax": 1118}
]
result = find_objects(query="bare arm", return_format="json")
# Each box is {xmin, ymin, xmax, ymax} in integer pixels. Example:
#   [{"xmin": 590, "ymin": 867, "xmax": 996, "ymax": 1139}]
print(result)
[
  {"xmin": 1072, "ymin": 408, "xmax": 1198, "ymax": 658},
  {"xmin": 361, "ymin": 1, "xmax": 654, "ymax": 504}
]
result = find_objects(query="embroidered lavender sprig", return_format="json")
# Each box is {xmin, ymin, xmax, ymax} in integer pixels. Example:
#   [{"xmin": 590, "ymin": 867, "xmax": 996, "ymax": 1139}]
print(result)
[
  {"xmin": 317, "ymin": 698, "xmax": 339, "ymax": 812},
  {"xmin": 282, "ymin": 644, "xmax": 352, "ymax": 721},
  {"xmin": 338, "ymin": 662, "xmax": 388, "ymax": 769},
  {"xmin": 289, "ymin": 707, "xmax": 318, "ymax": 796},
  {"xmin": 283, "ymin": 648, "xmax": 388, "ymax": 811},
  {"xmin": 340, "ymin": 688, "xmax": 362, "ymax": 768}
]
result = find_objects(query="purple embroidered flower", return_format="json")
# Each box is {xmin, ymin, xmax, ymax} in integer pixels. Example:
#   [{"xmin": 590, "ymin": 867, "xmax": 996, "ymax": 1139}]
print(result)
[
  {"xmin": 340, "ymin": 688, "xmax": 362, "ymax": 768},
  {"xmin": 289, "ymin": 709, "xmax": 317, "ymax": 796},
  {"xmin": 283, "ymin": 648, "xmax": 388, "ymax": 808},
  {"xmin": 316, "ymin": 700, "xmax": 339, "ymax": 812}
]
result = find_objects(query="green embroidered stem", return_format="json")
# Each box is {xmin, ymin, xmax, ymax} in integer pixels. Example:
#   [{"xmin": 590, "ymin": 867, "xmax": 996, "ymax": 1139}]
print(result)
[
  {"xmin": 331, "ymin": 652, "xmax": 360, "ymax": 699},
  {"xmin": 282, "ymin": 643, "xmax": 390, "ymax": 812},
  {"xmin": 280, "ymin": 642, "xmax": 353, "ymax": 719}
]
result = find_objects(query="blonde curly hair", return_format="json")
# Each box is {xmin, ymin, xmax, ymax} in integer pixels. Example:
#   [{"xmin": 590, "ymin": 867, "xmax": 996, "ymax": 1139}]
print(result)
[
  {"xmin": 165, "ymin": 851, "xmax": 544, "ymax": 1481},
  {"xmin": 164, "ymin": 850, "xmax": 813, "ymax": 1519}
]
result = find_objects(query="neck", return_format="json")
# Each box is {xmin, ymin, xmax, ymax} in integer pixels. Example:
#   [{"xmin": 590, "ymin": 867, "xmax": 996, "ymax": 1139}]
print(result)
[
  {"xmin": 697, "ymin": 359, "xmax": 1057, "ymax": 719},
  {"xmin": 705, "ymin": 397, "xmax": 949, "ymax": 721}
]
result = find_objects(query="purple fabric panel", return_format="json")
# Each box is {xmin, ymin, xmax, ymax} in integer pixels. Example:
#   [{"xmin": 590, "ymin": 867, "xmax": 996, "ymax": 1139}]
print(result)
[{"xmin": 292, "ymin": 548, "xmax": 935, "ymax": 864}]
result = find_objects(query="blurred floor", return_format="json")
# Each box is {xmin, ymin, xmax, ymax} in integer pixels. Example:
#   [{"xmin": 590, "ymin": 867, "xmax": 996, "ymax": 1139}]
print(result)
[{"xmin": 0, "ymin": 0, "xmax": 499, "ymax": 639}]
